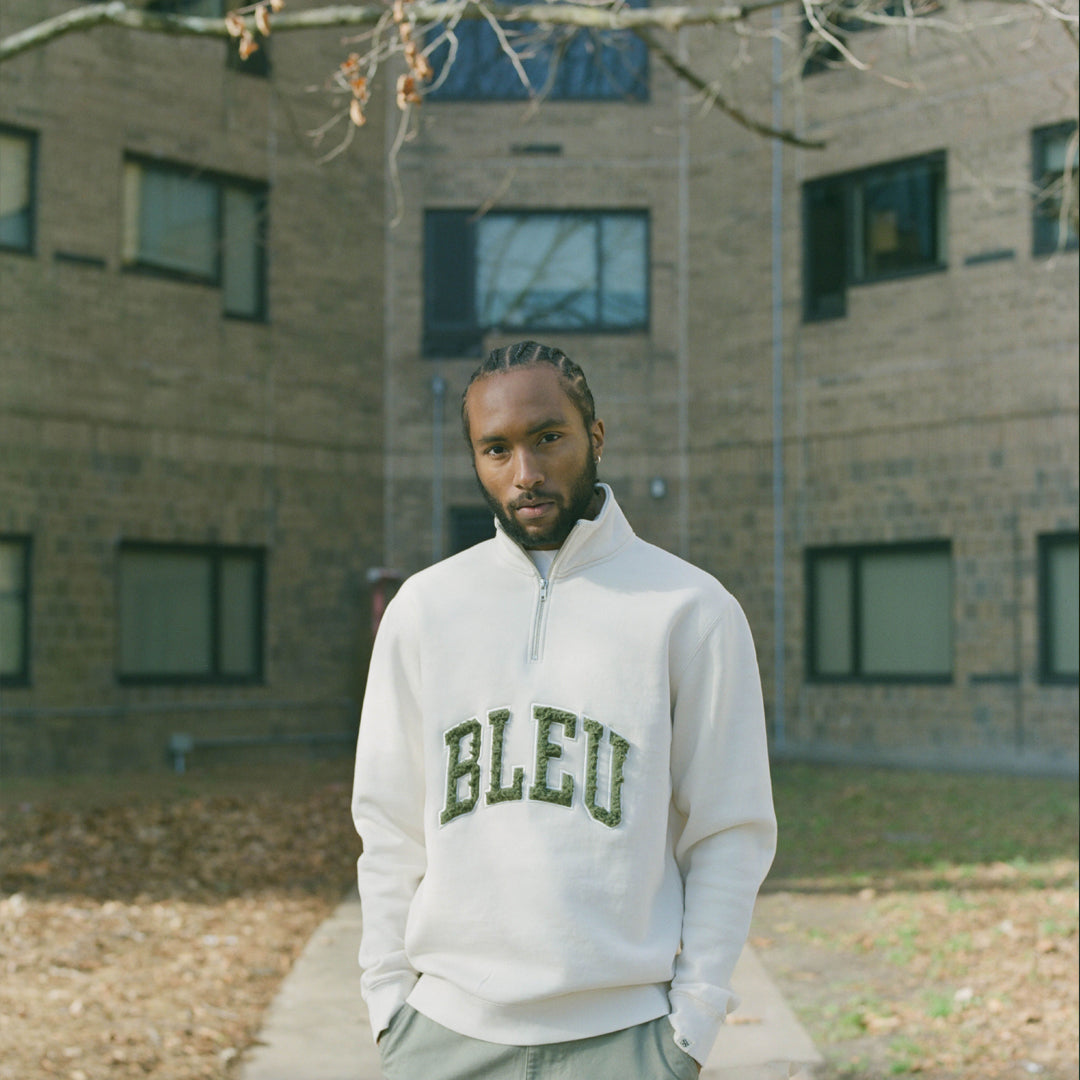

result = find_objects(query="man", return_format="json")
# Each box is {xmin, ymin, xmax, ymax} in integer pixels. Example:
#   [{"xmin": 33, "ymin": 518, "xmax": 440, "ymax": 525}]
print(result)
[{"xmin": 352, "ymin": 341, "xmax": 776, "ymax": 1079}]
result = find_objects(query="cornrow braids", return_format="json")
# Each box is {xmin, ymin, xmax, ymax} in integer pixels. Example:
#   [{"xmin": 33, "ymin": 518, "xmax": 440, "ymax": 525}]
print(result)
[{"xmin": 461, "ymin": 341, "xmax": 597, "ymax": 443}]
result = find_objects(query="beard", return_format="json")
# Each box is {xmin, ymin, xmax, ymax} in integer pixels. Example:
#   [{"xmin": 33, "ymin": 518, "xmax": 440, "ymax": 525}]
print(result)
[{"xmin": 479, "ymin": 451, "xmax": 599, "ymax": 550}]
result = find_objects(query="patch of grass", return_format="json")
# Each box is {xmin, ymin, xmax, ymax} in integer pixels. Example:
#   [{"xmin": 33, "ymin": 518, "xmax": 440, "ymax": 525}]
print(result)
[
  {"xmin": 924, "ymin": 991, "xmax": 954, "ymax": 1019},
  {"xmin": 766, "ymin": 763, "xmax": 1079, "ymax": 889},
  {"xmin": 887, "ymin": 1036, "xmax": 924, "ymax": 1074}
]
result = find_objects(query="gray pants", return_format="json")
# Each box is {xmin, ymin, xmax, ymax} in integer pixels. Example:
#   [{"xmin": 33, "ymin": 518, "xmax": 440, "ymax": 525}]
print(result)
[{"xmin": 378, "ymin": 1005, "xmax": 701, "ymax": 1080}]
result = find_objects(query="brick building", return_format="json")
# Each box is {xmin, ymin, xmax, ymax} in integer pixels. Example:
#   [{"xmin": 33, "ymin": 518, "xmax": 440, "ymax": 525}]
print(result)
[
  {"xmin": 1, "ymin": 3, "xmax": 1076, "ymax": 776},
  {"xmin": 0, "ymin": 0, "xmax": 387, "ymax": 773},
  {"xmin": 380, "ymin": 7, "xmax": 1078, "ymax": 774}
]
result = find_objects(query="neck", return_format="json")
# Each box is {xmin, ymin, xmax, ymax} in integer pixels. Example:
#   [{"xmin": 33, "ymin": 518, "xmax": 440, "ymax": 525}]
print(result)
[{"xmin": 585, "ymin": 483, "xmax": 606, "ymax": 522}]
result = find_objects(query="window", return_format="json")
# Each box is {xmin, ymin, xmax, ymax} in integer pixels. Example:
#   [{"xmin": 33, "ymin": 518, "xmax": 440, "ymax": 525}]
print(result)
[
  {"xmin": 804, "ymin": 152, "xmax": 947, "ymax": 320},
  {"xmin": 147, "ymin": 0, "xmax": 270, "ymax": 74},
  {"xmin": 1039, "ymin": 533, "xmax": 1079, "ymax": 683},
  {"xmin": 425, "ymin": 209, "xmax": 649, "ymax": 355},
  {"xmin": 802, "ymin": 1, "xmax": 941, "ymax": 76},
  {"xmin": 806, "ymin": 542, "xmax": 952, "ymax": 681},
  {"xmin": 449, "ymin": 507, "xmax": 496, "ymax": 553},
  {"xmin": 0, "ymin": 537, "xmax": 31, "ymax": 686},
  {"xmin": 1032, "ymin": 122, "xmax": 1078, "ymax": 255},
  {"xmin": 427, "ymin": 0, "xmax": 647, "ymax": 101},
  {"xmin": 0, "ymin": 127, "xmax": 36, "ymax": 254},
  {"xmin": 122, "ymin": 157, "xmax": 268, "ymax": 319},
  {"xmin": 118, "ymin": 544, "xmax": 264, "ymax": 682}
]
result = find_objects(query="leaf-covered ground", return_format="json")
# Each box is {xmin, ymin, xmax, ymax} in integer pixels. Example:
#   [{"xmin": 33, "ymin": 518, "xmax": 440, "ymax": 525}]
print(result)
[
  {"xmin": 0, "ymin": 761, "xmax": 361, "ymax": 1080},
  {"xmin": 0, "ymin": 759, "xmax": 1076, "ymax": 1080},
  {"xmin": 758, "ymin": 764, "xmax": 1079, "ymax": 1079}
]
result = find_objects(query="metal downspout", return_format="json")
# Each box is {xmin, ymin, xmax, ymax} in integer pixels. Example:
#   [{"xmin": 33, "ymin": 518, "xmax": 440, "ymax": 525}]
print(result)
[
  {"xmin": 676, "ymin": 29, "xmax": 691, "ymax": 560},
  {"xmin": 431, "ymin": 374, "xmax": 447, "ymax": 563},
  {"xmin": 771, "ymin": 14, "xmax": 787, "ymax": 752}
]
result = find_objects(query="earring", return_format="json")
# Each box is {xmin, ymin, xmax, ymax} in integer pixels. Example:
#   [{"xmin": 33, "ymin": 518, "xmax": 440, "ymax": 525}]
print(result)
[{"xmin": 595, "ymin": 456, "xmax": 602, "ymax": 465}]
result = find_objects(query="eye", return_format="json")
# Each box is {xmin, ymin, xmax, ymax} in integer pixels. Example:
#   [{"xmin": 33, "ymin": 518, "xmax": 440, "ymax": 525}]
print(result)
[
  {"xmin": 483, "ymin": 444, "xmax": 508, "ymax": 457},
  {"xmin": 538, "ymin": 432, "xmax": 561, "ymax": 445}
]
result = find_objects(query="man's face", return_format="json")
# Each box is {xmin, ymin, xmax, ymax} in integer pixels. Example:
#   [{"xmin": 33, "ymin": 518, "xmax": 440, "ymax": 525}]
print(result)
[{"xmin": 465, "ymin": 365, "xmax": 605, "ymax": 550}]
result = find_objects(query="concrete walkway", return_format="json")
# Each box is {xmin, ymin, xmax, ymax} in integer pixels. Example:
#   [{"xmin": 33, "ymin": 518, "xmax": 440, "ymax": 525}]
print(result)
[{"xmin": 239, "ymin": 890, "xmax": 822, "ymax": 1080}]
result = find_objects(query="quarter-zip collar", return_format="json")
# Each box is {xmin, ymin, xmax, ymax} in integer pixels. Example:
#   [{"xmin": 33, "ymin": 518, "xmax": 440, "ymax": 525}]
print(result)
[
  {"xmin": 492, "ymin": 484, "xmax": 635, "ymax": 581},
  {"xmin": 492, "ymin": 484, "xmax": 636, "ymax": 664}
]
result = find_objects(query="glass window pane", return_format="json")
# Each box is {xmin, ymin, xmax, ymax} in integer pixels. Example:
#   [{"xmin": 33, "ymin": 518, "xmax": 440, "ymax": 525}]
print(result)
[
  {"xmin": 1034, "ymin": 125, "xmax": 1079, "ymax": 254},
  {"xmin": 427, "ymin": 5, "xmax": 646, "ymax": 102},
  {"xmin": 476, "ymin": 214, "xmax": 598, "ymax": 328},
  {"xmin": 1047, "ymin": 539, "xmax": 1079, "ymax": 678},
  {"xmin": 0, "ymin": 132, "xmax": 33, "ymax": 250},
  {"xmin": 804, "ymin": 178, "xmax": 847, "ymax": 319},
  {"xmin": 131, "ymin": 165, "xmax": 217, "ymax": 278},
  {"xmin": 122, "ymin": 162, "xmax": 141, "ymax": 264},
  {"xmin": 862, "ymin": 161, "xmax": 941, "ymax": 278},
  {"xmin": 548, "ymin": 27, "xmax": 647, "ymax": 99},
  {"xmin": 0, "ymin": 597, "xmax": 24, "ymax": 677},
  {"xmin": 812, "ymin": 555, "xmax": 853, "ymax": 675},
  {"xmin": 223, "ymin": 186, "xmax": 262, "ymax": 317},
  {"xmin": 861, "ymin": 549, "xmax": 951, "ymax": 676},
  {"xmin": 0, "ymin": 541, "xmax": 27, "ymax": 678},
  {"xmin": 219, "ymin": 554, "xmax": 259, "ymax": 676},
  {"xmin": 600, "ymin": 215, "xmax": 647, "ymax": 326},
  {"xmin": 120, "ymin": 551, "xmax": 212, "ymax": 675}
]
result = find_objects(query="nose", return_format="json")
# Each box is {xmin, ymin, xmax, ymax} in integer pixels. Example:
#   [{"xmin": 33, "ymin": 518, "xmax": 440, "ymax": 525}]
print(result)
[{"xmin": 513, "ymin": 447, "xmax": 544, "ymax": 490}]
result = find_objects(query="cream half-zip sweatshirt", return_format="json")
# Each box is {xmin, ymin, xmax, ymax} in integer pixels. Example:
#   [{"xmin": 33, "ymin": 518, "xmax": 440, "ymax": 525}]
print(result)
[{"xmin": 351, "ymin": 486, "xmax": 776, "ymax": 1065}]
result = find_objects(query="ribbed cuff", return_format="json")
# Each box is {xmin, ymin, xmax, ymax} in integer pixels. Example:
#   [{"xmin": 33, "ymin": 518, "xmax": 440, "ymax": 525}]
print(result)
[{"xmin": 667, "ymin": 988, "xmax": 739, "ymax": 1066}]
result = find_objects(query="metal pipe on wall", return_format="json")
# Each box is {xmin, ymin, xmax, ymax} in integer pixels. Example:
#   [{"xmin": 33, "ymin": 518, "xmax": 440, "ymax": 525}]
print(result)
[
  {"xmin": 771, "ymin": 12, "xmax": 787, "ymax": 751},
  {"xmin": 431, "ymin": 374, "xmax": 447, "ymax": 563}
]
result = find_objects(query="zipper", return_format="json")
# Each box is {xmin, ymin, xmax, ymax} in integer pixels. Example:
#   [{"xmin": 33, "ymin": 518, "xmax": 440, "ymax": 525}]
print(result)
[{"xmin": 529, "ymin": 577, "xmax": 549, "ymax": 663}]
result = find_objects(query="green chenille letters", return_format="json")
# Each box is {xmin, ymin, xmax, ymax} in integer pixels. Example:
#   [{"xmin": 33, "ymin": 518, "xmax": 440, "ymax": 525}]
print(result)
[
  {"xmin": 583, "ymin": 717, "xmax": 630, "ymax": 828},
  {"xmin": 439, "ymin": 706, "xmax": 631, "ymax": 827},
  {"xmin": 486, "ymin": 709, "xmax": 525, "ymax": 804},
  {"xmin": 440, "ymin": 718, "xmax": 482, "ymax": 824},
  {"xmin": 528, "ymin": 706, "xmax": 577, "ymax": 807}
]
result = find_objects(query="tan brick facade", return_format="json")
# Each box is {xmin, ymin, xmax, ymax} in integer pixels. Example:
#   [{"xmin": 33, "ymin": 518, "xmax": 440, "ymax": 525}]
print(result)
[
  {"xmin": 382, "ymin": 11, "xmax": 1078, "ymax": 774},
  {"xmin": 1, "ymin": 5, "xmax": 1075, "ymax": 776},
  {"xmin": 0, "ymin": 2, "xmax": 386, "ymax": 773}
]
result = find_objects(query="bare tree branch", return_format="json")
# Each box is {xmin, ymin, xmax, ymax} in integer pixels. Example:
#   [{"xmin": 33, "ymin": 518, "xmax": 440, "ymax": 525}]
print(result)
[
  {"xmin": 1, "ymin": 0, "xmax": 1074, "ymax": 161},
  {"xmin": 632, "ymin": 26, "xmax": 826, "ymax": 148},
  {"xmin": 7, "ymin": 0, "xmax": 1072, "ymax": 65},
  {"xmin": 0, "ymin": 1, "xmax": 769, "ymax": 63}
]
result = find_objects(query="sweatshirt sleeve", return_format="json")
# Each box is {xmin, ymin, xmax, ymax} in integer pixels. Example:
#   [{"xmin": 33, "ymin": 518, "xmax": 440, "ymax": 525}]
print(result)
[
  {"xmin": 666, "ymin": 594, "xmax": 777, "ymax": 1065},
  {"xmin": 351, "ymin": 587, "xmax": 427, "ymax": 1042}
]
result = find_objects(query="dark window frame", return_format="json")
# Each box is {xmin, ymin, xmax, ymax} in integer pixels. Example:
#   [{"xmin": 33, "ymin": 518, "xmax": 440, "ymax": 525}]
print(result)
[
  {"xmin": 146, "ymin": 0, "xmax": 271, "ymax": 74},
  {"xmin": 448, "ymin": 506, "xmax": 496, "ymax": 553},
  {"xmin": 116, "ymin": 541, "xmax": 266, "ymax": 686},
  {"xmin": 426, "ymin": 0, "xmax": 648, "ymax": 103},
  {"xmin": 803, "ymin": 151, "xmax": 947, "ymax": 322},
  {"xmin": 1038, "ymin": 531, "xmax": 1079, "ymax": 685},
  {"xmin": 0, "ymin": 124, "xmax": 38, "ymax": 256},
  {"xmin": 1032, "ymin": 121, "xmax": 1079, "ymax": 256},
  {"xmin": 122, "ymin": 154, "xmax": 269, "ymax": 321},
  {"xmin": 424, "ymin": 207, "xmax": 651, "ymax": 357},
  {"xmin": 0, "ymin": 534, "xmax": 32, "ymax": 688},
  {"xmin": 801, "ymin": 0, "xmax": 942, "ymax": 77},
  {"xmin": 805, "ymin": 539, "xmax": 954, "ymax": 684}
]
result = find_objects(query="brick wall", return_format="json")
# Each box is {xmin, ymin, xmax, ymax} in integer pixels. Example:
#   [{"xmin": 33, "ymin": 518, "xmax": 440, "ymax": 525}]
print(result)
[
  {"xmin": 382, "ymin": 10, "xmax": 1078, "ymax": 773},
  {"xmin": 0, "ymin": 2, "xmax": 386, "ymax": 774}
]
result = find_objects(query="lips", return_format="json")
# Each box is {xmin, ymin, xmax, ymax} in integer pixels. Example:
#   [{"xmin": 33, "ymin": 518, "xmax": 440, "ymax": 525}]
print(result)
[{"xmin": 514, "ymin": 500, "xmax": 554, "ymax": 520}]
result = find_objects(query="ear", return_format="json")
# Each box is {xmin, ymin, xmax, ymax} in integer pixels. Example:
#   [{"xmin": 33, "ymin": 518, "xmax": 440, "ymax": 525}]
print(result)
[{"xmin": 590, "ymin": 419, "xmax": 605, "ymax": 462}]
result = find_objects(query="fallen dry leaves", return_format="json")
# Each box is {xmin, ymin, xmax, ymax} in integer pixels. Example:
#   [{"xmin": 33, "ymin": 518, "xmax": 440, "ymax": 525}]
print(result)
[
  {"xmin": 2, "ymin": 760, "xmax": 1076, "ymax": 1080},
  {"xmin": 0, "ymin": 762, "xmax": 360, "ymax": 1080},
  {"xmin": 754, "ymin": 860, "xmax": 1079, "ymax": 1079}
]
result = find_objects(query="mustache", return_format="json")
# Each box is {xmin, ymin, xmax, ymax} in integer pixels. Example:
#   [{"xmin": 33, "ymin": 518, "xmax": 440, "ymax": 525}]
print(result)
[{"xmin": 509, "ymin": 492, "xmax": 560, "ymax": 510}]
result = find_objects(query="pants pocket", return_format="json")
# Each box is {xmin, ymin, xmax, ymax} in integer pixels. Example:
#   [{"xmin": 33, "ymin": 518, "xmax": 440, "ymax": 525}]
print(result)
[
  {"xmin": 377, "ymin": 1003, "xmax": 417, "ymax": 1068},
  {"xmin": 651, "ymin": 1018, "xmax": 701, "ymax": 1080}
]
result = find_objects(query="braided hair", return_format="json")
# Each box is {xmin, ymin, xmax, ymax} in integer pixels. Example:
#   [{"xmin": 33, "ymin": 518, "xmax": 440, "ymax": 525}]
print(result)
[{"xmin": 461, "ymin": 341, "xmax": 597, "ymax": 444}]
